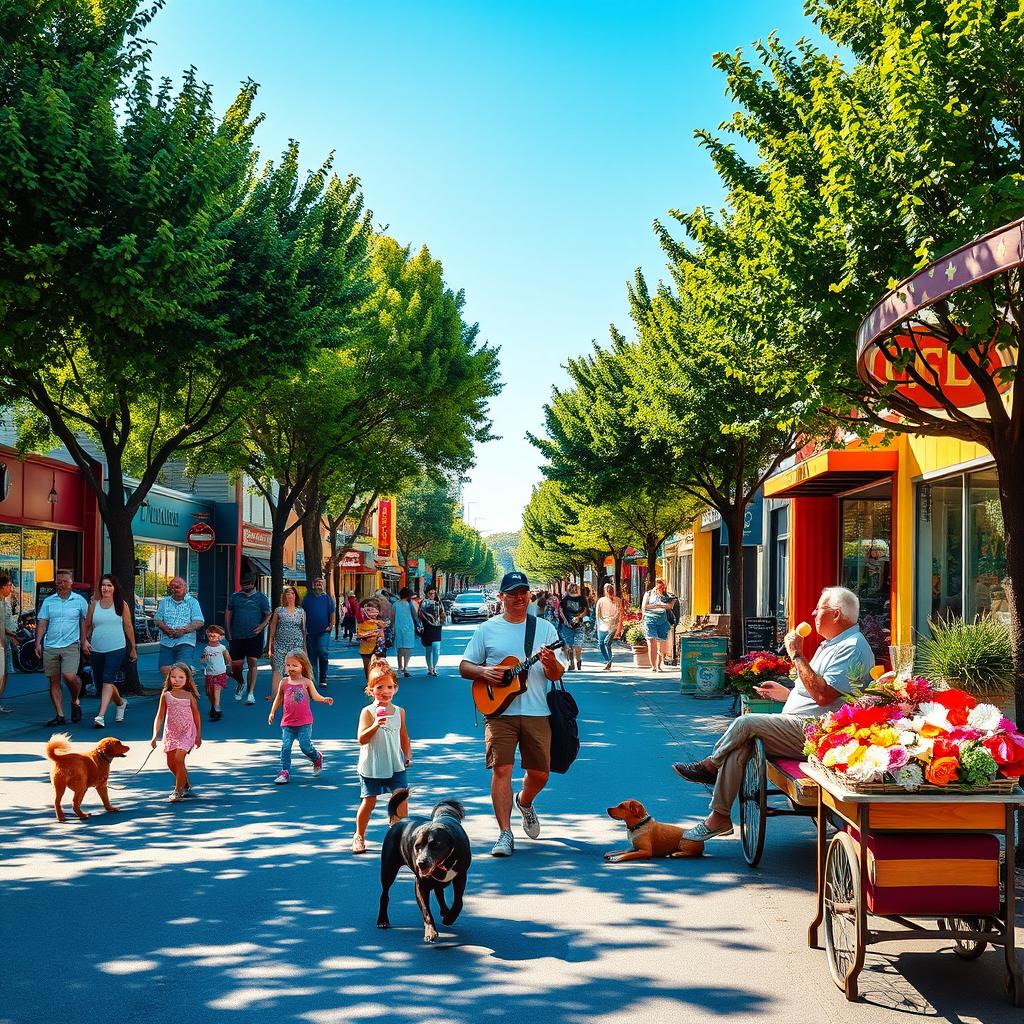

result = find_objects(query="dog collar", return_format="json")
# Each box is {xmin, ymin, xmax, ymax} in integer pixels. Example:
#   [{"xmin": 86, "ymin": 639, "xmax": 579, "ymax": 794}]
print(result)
[
  {"xmin": 98, "ymin": 750, "xmax": 114, "ymax": 764},
  {"xmin": 627, "ymin": 815, "xmax": 652, "ymax": 835}
]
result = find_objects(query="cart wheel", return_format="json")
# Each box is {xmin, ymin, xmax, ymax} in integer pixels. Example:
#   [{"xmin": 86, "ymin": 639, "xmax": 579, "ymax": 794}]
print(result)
[
  {"xmin": 824, "ymin": 831, "xmax": 861, "ymax": 994},
  {"xmin": 739, "ymin": 738, "xmax": 767, "ymax": 867},
  {"xmin": 1006, "ymin": 971, "xmax": 1024, "ymax": 1007},
  {"xmin": 941, "ymin": 917, "xmax": 990, "ymax": 960}
]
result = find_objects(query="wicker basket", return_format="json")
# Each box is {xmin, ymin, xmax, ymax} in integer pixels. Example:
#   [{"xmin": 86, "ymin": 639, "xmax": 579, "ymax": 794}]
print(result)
[{"xmin": 808, "ymin": 757, "xmax": 1020, "ymax": 795}]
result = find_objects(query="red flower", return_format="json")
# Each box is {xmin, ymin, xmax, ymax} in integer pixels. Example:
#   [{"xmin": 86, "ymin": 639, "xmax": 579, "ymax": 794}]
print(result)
[
  {"xmin": 983, "ymin": 733, "xmax": 1024, "ymax": 777},
  {"xmin": 930, "ymin": 689, "xmax": 978, "ymax": 727},
  {"xmin": 850, "ymin": 705, "xmax": 896, "ymax": 728},
  {"xmin": 932, "ymin": 738, "xmax": 961, "ymax": 762}
]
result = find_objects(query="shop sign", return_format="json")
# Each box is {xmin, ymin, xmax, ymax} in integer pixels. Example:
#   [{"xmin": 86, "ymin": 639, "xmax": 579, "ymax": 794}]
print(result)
[
  {"xmin": 296, "ymin": 549, "xmax": 305, "ymax": 569},
  {"xmin": 186, "ymin": 522, "xmax": 216, "ymax": 553},
  {"xmin": 137, "ymin": 503, "xmax": 180, "ymax": 528},
  {"xmin": 377, "ymin": 499, "xmax": 393, "ymax": 557},
  {"xmin": 861, "ymin": 333, "xmax": 1013, "ymax": 418},
  {"xmin": 243, "ymin": 524, "xmax": 272, "ymax": 552},
  {"xmin": 341, "ymin": 550, "xmax": 364, "ymax": 569}
]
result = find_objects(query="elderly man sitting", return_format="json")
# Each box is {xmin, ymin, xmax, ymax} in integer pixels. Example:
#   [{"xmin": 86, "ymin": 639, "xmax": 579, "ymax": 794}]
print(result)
[{"xmin": 672, "ymin": 586, "xmax": 875, "ymax": 841}]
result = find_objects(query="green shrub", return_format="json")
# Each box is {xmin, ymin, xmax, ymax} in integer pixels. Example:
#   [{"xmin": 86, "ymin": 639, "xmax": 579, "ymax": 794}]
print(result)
[
  {"xmin": 623, "ymin": 623, "xmax": 647, "ymax": 647},
  {"xmin": 916, "ymin": 616, "xmax": 1014, "ymax": 697}
]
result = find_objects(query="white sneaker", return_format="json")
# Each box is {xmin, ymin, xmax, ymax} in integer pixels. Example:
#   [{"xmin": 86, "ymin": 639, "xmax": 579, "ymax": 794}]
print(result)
[
  {"xmin": 234, "ymin": 682, "xmax": 245, "ymax": 701},
  {"xmin": 515, "ymin": 791, "xmax": 541, "ymax": 840},
  {"xmin": 93, "ymin": 716, "xmax": 105, "ymax": 729},
  {"xmin": 274, "ymin": 770, "xmax": 289, "ymax": 785},
  {"xmin": 491, "ymin": 830, "xmax": 515, "ymax": 857},
  {"xmin": 246, "ymin": 694, "xmax": 255, "ymax": 705},
  {"xmin": 115, "ymin": 699, "xmax": 128, "ymax": 723}
]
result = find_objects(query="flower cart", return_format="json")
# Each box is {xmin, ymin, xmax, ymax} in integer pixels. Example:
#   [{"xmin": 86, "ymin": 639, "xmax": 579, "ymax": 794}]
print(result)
[{"xmin": 802, "ymin": 678, "xmax": 1024, "ymax": 1005}]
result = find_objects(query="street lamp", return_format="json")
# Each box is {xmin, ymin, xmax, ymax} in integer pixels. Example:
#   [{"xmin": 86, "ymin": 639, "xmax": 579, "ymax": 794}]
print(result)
[{"xmin": 47, "ymin": 472, "xmax": 58, "ymax": 504}]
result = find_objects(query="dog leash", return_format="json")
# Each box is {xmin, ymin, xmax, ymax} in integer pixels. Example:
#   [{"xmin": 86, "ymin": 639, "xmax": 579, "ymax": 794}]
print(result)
[{"xmin": 113, "ymin": 745, "xmax": 158, "ymax": 789}]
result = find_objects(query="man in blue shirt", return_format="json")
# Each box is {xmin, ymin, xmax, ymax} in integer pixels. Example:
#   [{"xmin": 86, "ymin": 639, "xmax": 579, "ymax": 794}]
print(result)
[
  {"xmin": 302, "ymin": 577, "xmax": 335, "ymax": 688},
  {"xmin": 35, "ymin": 569, "xmax": 90, "ymax": 727},
  {"xmin": 225, "ymin": 574, "xmax": 271, "ymax": 704},
  {"xmin": 154, "ymin": 577, "xmax": 205, "ymax": 683},
  {"xmin": 672, "ymin": 586, "xmax": 875, "ymax": 841}
]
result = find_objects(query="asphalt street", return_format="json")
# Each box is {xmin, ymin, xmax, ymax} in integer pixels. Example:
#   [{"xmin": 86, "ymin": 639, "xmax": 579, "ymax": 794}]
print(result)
[{"xmin": 1, "ymin": 624, "xmax": 1021, "ymax": 1024}]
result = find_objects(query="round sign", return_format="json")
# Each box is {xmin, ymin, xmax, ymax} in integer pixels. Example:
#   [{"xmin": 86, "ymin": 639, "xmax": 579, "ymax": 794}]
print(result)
[{"xmin": 186, "ymin": 522, "xmax": 216, "ymax": 553}]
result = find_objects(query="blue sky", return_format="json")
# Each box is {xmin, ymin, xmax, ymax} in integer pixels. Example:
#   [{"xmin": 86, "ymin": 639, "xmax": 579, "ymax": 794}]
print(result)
[{"xmin": 147, "ymin": 1, "xmax": 816, "ymax": 534}]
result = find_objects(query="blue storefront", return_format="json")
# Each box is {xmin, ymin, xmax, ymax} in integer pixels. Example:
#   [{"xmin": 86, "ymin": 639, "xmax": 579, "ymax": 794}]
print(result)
[{"xmin": 102, "ymin": 483, "xmax": 218, "ymax": 626}]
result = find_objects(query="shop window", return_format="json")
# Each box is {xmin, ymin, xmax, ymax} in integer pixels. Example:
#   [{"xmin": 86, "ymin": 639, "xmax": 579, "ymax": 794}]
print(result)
[
  {"xmin": 23, "ymin": 527, "xmax": 56, "ymax": 610},
  {"xmin": 915, "ymin": 480, "xmax": 963, "ymax": 635},
  {"xmin": 966, "ymin": 470, "xmax": 1009, "ymax": 622},
  {"xmin": 134, "ymin": 542, "xmax": 187, "ymax": 613},
  {"xmin": 769, "ymin": 506, "xmax": 789, "ymax": 627},
  {"xmin": 841, "ymin": 497, "xmax": 892, "ymax": 659}
]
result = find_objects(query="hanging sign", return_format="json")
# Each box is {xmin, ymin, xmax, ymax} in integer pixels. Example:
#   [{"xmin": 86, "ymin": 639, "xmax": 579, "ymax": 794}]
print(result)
[
  {"xmin": 186, "ymin": 522, "xmax": 216, "ymax": 552},
  {"xmin": 377, "ymin": 499, "xmax": 393, "ymax": 558}
]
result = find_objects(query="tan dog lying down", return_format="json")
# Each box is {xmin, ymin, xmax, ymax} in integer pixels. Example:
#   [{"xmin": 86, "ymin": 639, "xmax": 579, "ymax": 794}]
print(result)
[
  {"xmin": 46, "ymin": 733, "xmax": 130, "ymax": 822},
  {"xmin": 605, "ymin": 799, "xmax": 704, "ymax": 862}
]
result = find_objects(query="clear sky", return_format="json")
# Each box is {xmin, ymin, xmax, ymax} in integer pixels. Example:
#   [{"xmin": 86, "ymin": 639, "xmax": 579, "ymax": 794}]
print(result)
[{"xmin": 146, "ymin": 1, "xmax": 816, "ymax": 534}]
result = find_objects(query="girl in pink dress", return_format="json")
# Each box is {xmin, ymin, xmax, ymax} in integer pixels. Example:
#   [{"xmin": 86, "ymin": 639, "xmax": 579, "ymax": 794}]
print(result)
[
  {"xmin": 268, "ymin": 649, "xmax": 333, "ymax": 785},
  {"xmin": 150, "ymin": 662, "xmax": 202, "ymax": 802}
]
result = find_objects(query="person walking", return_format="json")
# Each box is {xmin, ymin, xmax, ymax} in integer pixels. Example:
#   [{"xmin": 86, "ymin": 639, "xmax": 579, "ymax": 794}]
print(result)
[
  {"xmin": 595, "ymin": 583, "xmax": 622, "ymax": 671},
  {"xmin": 0, "ymin": 574, "xmax": 15, "ymax": 714},
  {"xmin": 225, "ymin": 574, "xmax": 272, "ymax": 705},
  {"xmin": 376, "ymin": 588, "xmax": 395, "ymax": 653},
  {"xmin": 154, "ymin": 577, "xmax": 205, "ymax": 682},
  {"xmin": 392, "ymin": 587, "xmax": 417, "ymax": 677},
  {"xmin": 640, "ymin": 578, "xmax": 671, "ymax": 672},
  {"xmin": 417, "ymin": 584, "xmax": 445, "ymax": 677},
  {"xmin": 35, "ymin": 569, "xmax": 90, "ymax": 727},
  {"xmin": 150, "ymin": 662, "xmax": 202, "ymax": 802},
  {"xmin": 268, "ymin": 586, "xmax": 306, "ymax": 701},
  {"xmin": 557, "ymin": 582, "xmax": 587, "ymax": 671},
  {"xmin": 341, "ymin": 590, "xmax": 360, "ymax": 644},
  {"xmin": 459, "ymin": 571, "xmax": 565, "ymax": 857},
  {"xmin": 268, "ymin": 649, "xmax": 332, "ymax": 786},
  {"xmin": 302, "ymin": 577, "xmax": 336, "ymax": 689},
  {"xmin": 85, "ymin": 574, "xmax": 135, "ymax": 729}
]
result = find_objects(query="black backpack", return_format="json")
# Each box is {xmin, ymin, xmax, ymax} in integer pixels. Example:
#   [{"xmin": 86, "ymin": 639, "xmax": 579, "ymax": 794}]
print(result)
[{"xmin": 547, "ymin": 676, "xmax": 580, "ymax": 774}]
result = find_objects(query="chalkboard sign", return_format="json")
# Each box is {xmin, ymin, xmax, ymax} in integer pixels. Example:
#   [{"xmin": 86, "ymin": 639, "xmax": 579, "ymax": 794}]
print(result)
[{"xmin": 743, "ymin": 616, "xmax": 778, "ymax": 655}]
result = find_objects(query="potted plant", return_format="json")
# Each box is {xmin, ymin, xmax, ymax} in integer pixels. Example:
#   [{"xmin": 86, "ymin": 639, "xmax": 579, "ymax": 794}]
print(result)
[
  {"xmin": 916, "ymin": 616, "xmax": 1014, "ymax": 710},
  {"xmin": 725, "ymin": 651, "xmax": 794, "ymax": 714},
  {"xmin": 624, "ymin": 623, "xmax": 650, "ymax": 668}
]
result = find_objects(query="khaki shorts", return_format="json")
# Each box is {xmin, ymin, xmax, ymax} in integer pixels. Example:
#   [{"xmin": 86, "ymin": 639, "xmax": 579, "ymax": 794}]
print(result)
[
  {"xmin": 485, "ymin": 715, "xmax": 552, "ymax": 772},
  {"xmin": 43, "ymin": 644, "xmax": 81, "ymax": 678}
]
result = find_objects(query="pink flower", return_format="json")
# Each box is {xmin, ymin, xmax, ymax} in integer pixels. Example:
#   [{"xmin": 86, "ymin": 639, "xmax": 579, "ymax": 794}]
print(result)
[
  {"xmin": 947, "ymin": 727, "xmax": 983, "ymax": 742},
  {"xmin": 887, "ymin": 747, "xmax": 910, "ymax": 771}
]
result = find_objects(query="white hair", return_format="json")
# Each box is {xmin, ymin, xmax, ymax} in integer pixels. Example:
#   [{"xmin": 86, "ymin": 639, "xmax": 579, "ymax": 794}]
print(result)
[{"xmin": 820, "ymin": 586, "xmax": 859, "ymax": 623}]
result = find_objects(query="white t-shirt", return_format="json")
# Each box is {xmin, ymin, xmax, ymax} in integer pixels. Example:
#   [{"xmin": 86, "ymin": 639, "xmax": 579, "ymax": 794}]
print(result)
[
  {"xmin": 462, "ymin": 614, "xmax": 563, "ymax": 717},
  {"xmin": 201, "ymin": 643, "xmax": 228, "ymax": 676}
]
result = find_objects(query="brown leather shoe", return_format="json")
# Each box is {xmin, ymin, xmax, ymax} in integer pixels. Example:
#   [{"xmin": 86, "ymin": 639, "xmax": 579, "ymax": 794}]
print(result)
[{"xmin": 672, "ymin": 761, "xmax": 717, "ymax": 784}]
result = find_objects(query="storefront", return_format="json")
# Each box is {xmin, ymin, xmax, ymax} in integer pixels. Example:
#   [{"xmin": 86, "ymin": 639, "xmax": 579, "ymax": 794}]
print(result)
[
  {"xmin": 114, "ymin": 483, "xmax": 218, "ymax": 623},
  {"xmin": 240, "ymin": 523, "xmax": 274, "ymax": 595},
  {"xmin": 0, "ymin": 450, "xmax": 101, "ymax": 613},
  {"xmin": 693, "ymin": 495, "xmax": 765, "ymax": 618}
]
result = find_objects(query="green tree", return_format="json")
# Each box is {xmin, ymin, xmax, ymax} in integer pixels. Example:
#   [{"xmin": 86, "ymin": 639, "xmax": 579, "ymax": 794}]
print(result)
[
  {"xmin": 395, "ymin": 475, "xmax": 459, "ymax": 590},
  {"xmin": 484, "ymin": 530, "xmax": 521, "ymax": 575}
]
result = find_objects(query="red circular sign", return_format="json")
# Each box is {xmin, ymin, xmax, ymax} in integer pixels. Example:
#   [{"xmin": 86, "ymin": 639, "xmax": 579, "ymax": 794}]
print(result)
[{"xmin": 187, "ymin": 522, "xmax": 216, "ymax": 552}]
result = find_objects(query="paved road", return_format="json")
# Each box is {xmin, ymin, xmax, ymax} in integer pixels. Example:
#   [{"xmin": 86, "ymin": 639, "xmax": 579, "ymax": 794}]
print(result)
[{"xmin": 1, "ymin": 626, "xmax": 1020, "ymax": 1024}]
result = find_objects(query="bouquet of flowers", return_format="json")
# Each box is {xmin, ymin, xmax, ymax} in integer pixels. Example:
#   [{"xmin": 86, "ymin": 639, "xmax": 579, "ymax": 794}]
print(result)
[
  {"xmin": 725, "ymin": 651, "xmax": 794, "ymax": 697},
  {"xmin": 804, "ymin": 676, "xmax": 1024, "ymax": 792}
]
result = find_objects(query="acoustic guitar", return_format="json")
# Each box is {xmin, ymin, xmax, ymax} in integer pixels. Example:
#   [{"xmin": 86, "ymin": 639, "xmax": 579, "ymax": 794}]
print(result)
[{"xmin": 471, "ymin": 640, "xmax": 566, "ymax": 717}]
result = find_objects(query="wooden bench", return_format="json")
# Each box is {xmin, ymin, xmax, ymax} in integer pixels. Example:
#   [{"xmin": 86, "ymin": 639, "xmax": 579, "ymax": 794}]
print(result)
[{"xmin": 738, "ymin": 739, "xmax": 818, "ymax": 867}]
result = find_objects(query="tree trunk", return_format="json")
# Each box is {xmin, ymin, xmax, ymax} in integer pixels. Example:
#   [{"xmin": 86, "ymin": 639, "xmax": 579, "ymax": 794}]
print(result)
[
  {"xmin": 726, "ymin": 503, "xmax": 745, "ymax": 658},
  {"xmin": 269, "ymin": 517, "xmax": 287, "ymax": 610},
  {"xmin": 645, "ymin": 535, "xmax": 658, "ymax": 585},
  {"xmin": 106, "ymin": 502, "xmax": 146, "ymax": 695},
  {"xmin": 613, "ymin": 551, "xmax": 623, "ymax": 596},
  {"xmin": 301, "ymin": 506, "xmax": 325, "ymax": 590}
]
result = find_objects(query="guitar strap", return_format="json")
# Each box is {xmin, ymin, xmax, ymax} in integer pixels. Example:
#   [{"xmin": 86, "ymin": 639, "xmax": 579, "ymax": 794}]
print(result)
[{"xmin": 524, "ymin": 612, "xmax": 537, "ymax": 663}]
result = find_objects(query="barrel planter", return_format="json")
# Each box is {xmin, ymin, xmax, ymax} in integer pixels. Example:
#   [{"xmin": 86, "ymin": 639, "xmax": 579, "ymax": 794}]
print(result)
[
  {"xmin": 632, "ymin": 645, "xmax": 651, "ymax": 669},
  {"xmin": 679, "ymin": 634, "xmax": 729, "ymax": 695}
]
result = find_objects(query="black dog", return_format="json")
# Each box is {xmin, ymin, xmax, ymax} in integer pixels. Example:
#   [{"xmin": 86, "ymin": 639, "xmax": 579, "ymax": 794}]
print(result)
[{"xmin": 377, "ymin": 787, "xmax": 472, "ymax": 943}]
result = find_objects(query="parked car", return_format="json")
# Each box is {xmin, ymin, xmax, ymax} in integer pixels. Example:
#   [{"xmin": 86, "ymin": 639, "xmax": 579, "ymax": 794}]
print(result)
[{"xmin": 449, "ymin": 592, "xmax": 491, "ymax": 623}]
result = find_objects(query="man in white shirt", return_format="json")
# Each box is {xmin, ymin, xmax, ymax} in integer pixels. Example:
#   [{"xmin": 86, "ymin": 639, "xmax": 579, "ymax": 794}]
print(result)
[
  {"xmin": 460, "ymin": 571, "xmax": 565, "ymax": 857},
  {"xmin": 35, "ymin": 569, "xmax": 91, "ymax": 727},
  {"xmin": 154, "ymin": 577, "xmax": 205, "ymax": 682},
  {"xmin": 672, "ymin": 586, "xmax": 875, "ymax": 841}
]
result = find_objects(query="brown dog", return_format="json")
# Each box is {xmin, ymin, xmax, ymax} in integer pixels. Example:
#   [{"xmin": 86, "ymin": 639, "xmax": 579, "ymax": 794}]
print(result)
[
  {"xmin": 604, "ymin": 799, "xmax": 704, "ymax": 862},
  {"xmin": 46, "ymin": 733, "xmax": 130, "ymax": 822}
]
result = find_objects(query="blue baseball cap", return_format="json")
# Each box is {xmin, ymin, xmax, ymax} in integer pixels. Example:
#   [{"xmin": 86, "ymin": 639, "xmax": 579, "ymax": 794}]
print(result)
[{"xmin": 499, "ymin": 571, "xmax": 530, "ymax": 593}]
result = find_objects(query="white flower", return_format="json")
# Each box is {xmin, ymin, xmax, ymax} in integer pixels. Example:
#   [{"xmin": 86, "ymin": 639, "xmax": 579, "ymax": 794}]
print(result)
[
  {"xmin": 822, "ymin": 739, "xmax": 860, "ymax": 768},
  {"xmin": 893, "ymin": 717, "xmax": 914, "ymax": 731},
  {"xmin": 895, "ymin": 763, "xmax": 924, "ymax": 792},
  {"xmin": 915, "ymin": 703, "xmax": 952, "ymax": 731},
  {"xmin": 846, "ymin": 745, "xmax": 890, "ymax": 784},
  {"xmin": 906, "ymin": 736, "xmax": 935, "ymax": 758},
  {"xmin": 898, "ymin": 730, "xmax": 917, "ymax": 746},
  {"xmin": 966, "ymin": 703, "xmax": 1002, "ymax": 733}
]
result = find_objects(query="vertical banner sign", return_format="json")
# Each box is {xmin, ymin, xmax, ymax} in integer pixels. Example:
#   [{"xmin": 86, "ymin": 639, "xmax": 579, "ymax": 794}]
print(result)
[{"xmin": 377, "ymin": 499, "xmax": 393, "ymax": 558}]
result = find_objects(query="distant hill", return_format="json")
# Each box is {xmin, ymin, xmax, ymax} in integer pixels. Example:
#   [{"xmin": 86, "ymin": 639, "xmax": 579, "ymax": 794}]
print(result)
[{"xmin": 485, "ymin": 530, "xmax": 520, "ymax": 574}]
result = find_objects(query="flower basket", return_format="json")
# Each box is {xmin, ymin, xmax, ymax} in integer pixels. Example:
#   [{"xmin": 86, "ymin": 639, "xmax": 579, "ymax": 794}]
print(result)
[
  {"xmin": 803, "ymin": 676, "xmax": 1024, "ymax": 793},
  {"xmin": 808, "ymin": 757, "xmax": 1019, "ymax": 795},
  {"xmin": 741, "ymin": 694, "xmax": 786, "ymax": 715},
  {"xmin": 725, "ymin": 651, "xmax": 793, "ymax": 697}
]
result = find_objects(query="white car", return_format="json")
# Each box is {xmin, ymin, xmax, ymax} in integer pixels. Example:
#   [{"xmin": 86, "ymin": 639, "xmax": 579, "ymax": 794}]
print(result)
[{"xmin": 450, "ymin": 592, "xmax": 491, "ymax": 622}]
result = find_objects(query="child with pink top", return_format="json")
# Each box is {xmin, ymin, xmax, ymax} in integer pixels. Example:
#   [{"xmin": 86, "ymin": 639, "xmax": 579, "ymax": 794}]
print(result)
[
  {"xmin": 268, "ymin": 649, "xmax": 333, "ymax": 785},
  {"xmin": 150, "ymin": 662, "xmax": 202, "ymax": 802}
]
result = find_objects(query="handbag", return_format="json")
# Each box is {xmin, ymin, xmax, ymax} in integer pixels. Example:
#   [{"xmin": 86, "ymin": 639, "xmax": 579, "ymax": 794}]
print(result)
[{"xmin": 547, "ymin": 675, "xmax": 580, "ymax": 774}]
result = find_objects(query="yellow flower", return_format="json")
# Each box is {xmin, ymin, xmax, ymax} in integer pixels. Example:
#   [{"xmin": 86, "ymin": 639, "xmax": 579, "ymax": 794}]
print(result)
[{"xmin": 847, "ymin": 745, "xmax": 867, "ymax": 766}]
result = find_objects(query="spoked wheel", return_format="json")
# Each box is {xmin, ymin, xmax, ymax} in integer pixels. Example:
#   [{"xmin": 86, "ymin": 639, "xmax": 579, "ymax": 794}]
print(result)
[
  {"xmin": 941, "ymin": 917, "xmax": 991, "ymax": 960},
  {"xmin": 824, "ymin": 831, "xmax": 862, "ymax": 995},
  {"xmin": 739, "ymin": 738, "xmax": 767, "ymax": 867}
]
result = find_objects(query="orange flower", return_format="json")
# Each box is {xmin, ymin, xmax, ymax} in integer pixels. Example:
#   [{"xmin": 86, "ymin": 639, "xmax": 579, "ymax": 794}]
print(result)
[
  {"xmin": 918, "ymin": 723, "xmax": 947, "ymax": 738},
  {"xmin": 925, "ymin": 755, "xmax": 960, "ymax": 786}
]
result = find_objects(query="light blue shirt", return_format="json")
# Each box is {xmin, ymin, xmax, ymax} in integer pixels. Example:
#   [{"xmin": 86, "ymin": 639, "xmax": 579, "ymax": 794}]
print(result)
[
  {"xmin": 38, "ymin": 591, "xmax": 89, "ymax": 649},
  {"xmin": 156, "ymin": 594, "xmax": 205, "ymax": 648},
  {"xmin": 463, "ymin": 614, "xmax": 564, "ymax": 717},
  {"xmin": 783, "ymin": 623, "xmax": 875, "ymax": 717}
]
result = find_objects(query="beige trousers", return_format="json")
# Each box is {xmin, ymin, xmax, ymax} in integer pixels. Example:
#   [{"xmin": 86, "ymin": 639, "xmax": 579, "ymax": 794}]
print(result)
[{"xmin": 708, "ymin": 713, "xmax": 808, "ymax": 817}]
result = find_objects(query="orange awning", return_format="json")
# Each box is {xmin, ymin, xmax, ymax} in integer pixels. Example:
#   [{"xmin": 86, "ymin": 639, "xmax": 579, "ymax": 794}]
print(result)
[{"xmin": 764, "ymin": 449, "xmax": 899, "ymax": 498}]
